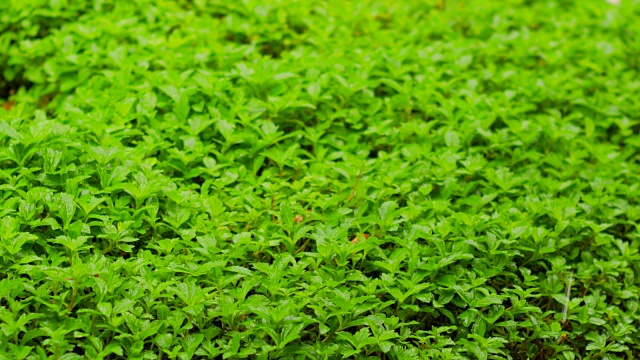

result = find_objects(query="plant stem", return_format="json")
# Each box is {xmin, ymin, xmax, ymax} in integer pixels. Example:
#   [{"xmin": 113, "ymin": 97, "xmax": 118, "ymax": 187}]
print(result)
[{"xmin": 347, "ymin": 171, "xmax": 361, "ymax": 203}]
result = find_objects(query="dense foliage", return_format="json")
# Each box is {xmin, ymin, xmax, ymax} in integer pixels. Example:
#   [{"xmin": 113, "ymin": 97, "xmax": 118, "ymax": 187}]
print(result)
[{"xmin": 2, "ymin": 0, "xmax": 640, "ymax": 359}]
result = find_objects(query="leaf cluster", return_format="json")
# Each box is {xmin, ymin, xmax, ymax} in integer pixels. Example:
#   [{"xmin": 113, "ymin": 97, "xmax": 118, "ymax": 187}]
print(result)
[{"xmin": 2, "ymin": 0, "xmax": 640, "ymax": 359}]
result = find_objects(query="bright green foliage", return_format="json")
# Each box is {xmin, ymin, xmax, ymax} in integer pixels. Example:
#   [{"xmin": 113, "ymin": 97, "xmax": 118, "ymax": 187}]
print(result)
[{"xmin": 2, "ymin": 0, "xmax": 640, "ymax": 358}]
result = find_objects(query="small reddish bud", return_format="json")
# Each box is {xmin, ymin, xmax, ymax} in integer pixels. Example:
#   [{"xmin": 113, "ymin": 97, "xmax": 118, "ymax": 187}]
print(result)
[
  {"xmin": 294, "ymin": 214, "xmax": 304, "ymax": 223},
  {"xmin": 2, "ymin": 101, "xmax": 15, "ymax": 111},
  {"xmin": 351, "ymin": 233, "xmax": 370, "ymax": 244}
]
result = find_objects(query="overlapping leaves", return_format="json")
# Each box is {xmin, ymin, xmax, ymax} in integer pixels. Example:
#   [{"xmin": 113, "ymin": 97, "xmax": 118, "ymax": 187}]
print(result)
[{"xmin": 2, "ymin": 0, "xmax": 640, "ymax": 359}]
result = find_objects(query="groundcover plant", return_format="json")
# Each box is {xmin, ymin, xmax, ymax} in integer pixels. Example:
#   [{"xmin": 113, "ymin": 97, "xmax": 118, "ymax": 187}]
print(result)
[{"xmin": 1, "ymin": 0, "xmax": 640, "ymax": 358}]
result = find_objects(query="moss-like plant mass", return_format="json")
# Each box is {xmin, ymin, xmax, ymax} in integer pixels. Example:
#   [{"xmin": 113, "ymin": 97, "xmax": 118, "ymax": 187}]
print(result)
[{"xmin": 1, "ymin": 0, "xmax": 640, "ymax": 358}]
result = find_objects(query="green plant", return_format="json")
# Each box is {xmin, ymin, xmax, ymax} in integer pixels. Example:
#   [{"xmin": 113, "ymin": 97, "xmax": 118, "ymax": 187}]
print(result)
[{"xmin": 2, "ymin": 0, "xmax": 640, "ymax": 358}]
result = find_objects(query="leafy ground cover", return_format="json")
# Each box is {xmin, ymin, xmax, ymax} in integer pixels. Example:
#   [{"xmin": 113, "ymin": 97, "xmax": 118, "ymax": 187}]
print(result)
[{"xmin": 2, "ymin": 0, "xmax": 640, "ymax": 358}]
